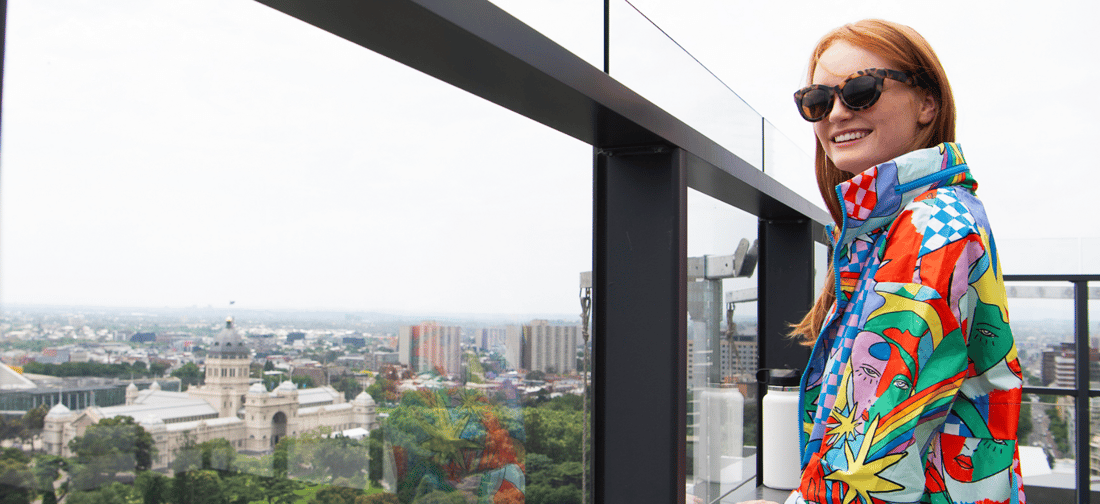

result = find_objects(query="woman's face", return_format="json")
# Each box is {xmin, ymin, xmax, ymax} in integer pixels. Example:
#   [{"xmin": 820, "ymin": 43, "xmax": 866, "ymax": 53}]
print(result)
[{"xmin": 811, "ymin": 41, "xmax": 937, "ymax": 174}]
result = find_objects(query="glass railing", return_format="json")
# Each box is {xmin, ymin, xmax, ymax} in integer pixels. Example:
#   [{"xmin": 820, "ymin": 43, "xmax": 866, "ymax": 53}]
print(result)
[
  {"xmin": 1004, "ymin": 276, "xmax": 1100, "ymax": 502},
  {"xmin": 1, "ymin": 2, "xmax": 593, "ymax": 504},
  {"xmin": 685, "ymin": 188, "xmax": 760, "ymax": 503}
]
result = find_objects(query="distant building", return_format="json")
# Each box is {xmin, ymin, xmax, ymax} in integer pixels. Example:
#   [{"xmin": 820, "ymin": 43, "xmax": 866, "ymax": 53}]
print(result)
[
  {"xmin": 43, "ymin": 318, "xmax": 377, "ymax": 469},
  {"xmin": 342, "ymin": 336, "xmax": 366, "ymax": 348},
  {"xmin": 504, "ymin": 320, "xmax": 579, "ymax": 375},
  {"xmin": 478, "ymin": 327, "xmax": 507, "ymax": 352},
  {"xmin": 688, "ymin": 333, "xmax": 757, "ymax": 385},
  {"xmin": 287, "ymin": 332, "xmax": 306, "ymax": 343},
  {"xmin": 130, "ymin": 332, "xmax": 157, "ymax": 343},
  {"xmin": 368, "ymin": 351, "xmax": 399, "ymax": 372},
  {"xmin": 1041, "ymin": 342, "xmax": 1100, "ymax": 387},
  {"xmin": 398, "ymin": 322, "xmax": 462, "ymax": 376}
]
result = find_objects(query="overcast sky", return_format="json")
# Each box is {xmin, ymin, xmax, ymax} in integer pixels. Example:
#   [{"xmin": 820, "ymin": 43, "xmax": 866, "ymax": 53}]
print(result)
[{"xmin": 1, "ymin": 0, "xmax": 1097, "ymax": 318}]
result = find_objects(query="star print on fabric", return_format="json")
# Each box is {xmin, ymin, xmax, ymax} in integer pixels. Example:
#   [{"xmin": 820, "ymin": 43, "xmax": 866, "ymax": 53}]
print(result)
[
  {"xmin": 823, "ymin": 416, "xmax": 906, "ymax": 504},
  {"xmin": 918, "ymin": 191, "xmax": 975, "ymax": 257},
  {"xmin": 843, "ymin": 167, "xmax": 879, "ymax": 221}
]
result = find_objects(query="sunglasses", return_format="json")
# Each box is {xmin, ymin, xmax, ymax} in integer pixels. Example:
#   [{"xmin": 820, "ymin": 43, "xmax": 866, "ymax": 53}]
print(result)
[{"xmin": 794, "ymin": 68, "xmax": 915, "ymax": 122}]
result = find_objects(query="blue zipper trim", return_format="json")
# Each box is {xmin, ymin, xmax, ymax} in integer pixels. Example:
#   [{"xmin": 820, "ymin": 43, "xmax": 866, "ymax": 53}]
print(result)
[{"xmin": 893, "ymin": 163, "xmax": 968, "ymax": 194}]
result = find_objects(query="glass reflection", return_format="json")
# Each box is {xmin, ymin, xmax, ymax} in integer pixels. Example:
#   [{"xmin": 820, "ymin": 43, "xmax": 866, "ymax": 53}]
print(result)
[
  {"xmin": 609, "ymin": 0, "xmax": 763, "ymax": 169},
  {"xmin": 686, "ymin": 189, "xmax": 758, "ymax": 503}
]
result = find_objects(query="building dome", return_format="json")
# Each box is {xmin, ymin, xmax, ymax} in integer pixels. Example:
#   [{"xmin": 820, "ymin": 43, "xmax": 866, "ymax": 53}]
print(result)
[
  {"xmin": 353, "ymin": 391, "xmax": 375, "ymax": 406},
  {"xmin": 45, "ymin": 402, "xmax": 71, "ymax": 418},
  {"xmin": 248, "ymin": 382, "xmax": 267, "ymax": 395},
  {"xmin": 149, "ymin": 381, "xmax": 161, "ymax": 391},
  {"xmin": 126, "ymin": 382, "xmax": 138, "ymax": 391},
  {"xmin": 276, "ymin": 380, "xmax": 297, "ymax": 392},
  {"xmin": 209, "ymin": 317, "xmax": 250, "ymax": 360}
]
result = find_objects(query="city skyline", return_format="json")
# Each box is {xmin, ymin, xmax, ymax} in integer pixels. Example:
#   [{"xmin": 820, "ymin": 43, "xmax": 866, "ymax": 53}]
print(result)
[{"xmin": 1, "ymin": 0, "xmax": 1098, "ymax": 316}]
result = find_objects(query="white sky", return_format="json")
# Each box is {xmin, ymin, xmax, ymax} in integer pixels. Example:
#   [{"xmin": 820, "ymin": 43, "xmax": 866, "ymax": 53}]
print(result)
[{"xmin": 1, "ymin": 0, "xmax": 1097, "ymax": 316}]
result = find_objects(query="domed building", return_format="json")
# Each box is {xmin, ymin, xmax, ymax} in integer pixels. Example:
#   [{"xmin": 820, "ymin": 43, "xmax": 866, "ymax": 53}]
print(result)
[{"xmin": 43, "ymin": 318, "xmax": 378, "ymax": 468}]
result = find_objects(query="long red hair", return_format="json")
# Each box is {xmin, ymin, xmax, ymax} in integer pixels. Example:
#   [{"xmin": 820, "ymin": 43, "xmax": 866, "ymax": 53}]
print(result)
[{"xmin": 790, "ymin": 19, "xmax": 957, "ymax": 344}]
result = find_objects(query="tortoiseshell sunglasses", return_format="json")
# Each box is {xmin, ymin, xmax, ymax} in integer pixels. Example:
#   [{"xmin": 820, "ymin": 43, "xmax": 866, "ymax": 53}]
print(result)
[{"xmin": 793, "ymin": 68, "xmax": 915, "ymax": 122}]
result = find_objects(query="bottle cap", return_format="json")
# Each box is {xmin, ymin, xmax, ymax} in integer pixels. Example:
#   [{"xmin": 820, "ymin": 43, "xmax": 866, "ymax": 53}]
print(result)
[{"xmin": 756, "ymin": 368, "xmax": 801, "ymax": 387}]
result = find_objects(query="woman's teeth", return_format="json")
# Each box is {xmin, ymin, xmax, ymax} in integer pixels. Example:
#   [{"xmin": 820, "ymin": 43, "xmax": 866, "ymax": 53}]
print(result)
[{"xmin": 834, "ymin": 131, "xmax": 868, "ymax": 143}]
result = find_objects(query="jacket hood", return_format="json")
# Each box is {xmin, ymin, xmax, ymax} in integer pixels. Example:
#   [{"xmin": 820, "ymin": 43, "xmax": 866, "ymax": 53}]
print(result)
[{"xmin": 828, "ymin": 142, "xmax": 975, "ymax": 248}]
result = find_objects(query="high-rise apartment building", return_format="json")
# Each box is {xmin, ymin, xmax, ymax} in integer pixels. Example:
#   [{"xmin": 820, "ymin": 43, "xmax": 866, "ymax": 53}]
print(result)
[
  {"xmin": 504, "ymin": 320, "xmax": 579, "ymax": 374},
  {"xmin": 398, "ymin": 322, "xmax": 462, "ymax": 376}
]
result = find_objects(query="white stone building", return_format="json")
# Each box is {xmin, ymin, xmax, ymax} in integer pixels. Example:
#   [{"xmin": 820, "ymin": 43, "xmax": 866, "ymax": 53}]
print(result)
[{"xmin": 43, "ymin": 318, "xmax": 378, "ymax": 469}]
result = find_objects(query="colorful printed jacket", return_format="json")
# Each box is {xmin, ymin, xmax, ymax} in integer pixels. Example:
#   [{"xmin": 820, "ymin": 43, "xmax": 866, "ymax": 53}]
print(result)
[{"xmin": 793, "ymin": 143, "xmax": 1024, "ymax": 504}]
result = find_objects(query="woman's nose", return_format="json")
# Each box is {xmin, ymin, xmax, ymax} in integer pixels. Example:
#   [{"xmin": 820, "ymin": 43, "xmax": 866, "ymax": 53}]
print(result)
[{"xmin": 827, "ymin": 93, "xmax": 853, "ymax": 122}]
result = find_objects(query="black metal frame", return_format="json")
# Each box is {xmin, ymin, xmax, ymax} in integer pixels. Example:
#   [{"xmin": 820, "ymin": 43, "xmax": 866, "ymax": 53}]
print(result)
[{"xmin": 1006, "ymin": 274, "xmax": 1098, "ymax": 503}]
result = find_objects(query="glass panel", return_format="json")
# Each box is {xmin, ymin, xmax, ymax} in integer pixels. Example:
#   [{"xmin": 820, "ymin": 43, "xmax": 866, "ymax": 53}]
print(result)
[
  {"xmin": 1022, "ymin": 393, "xmax": 1078, "ymax": 491},
  {"xmin": 999, "ymin": 237, "xmax": 1097, "ymax": 276},
  {"xmin": 685, "ymin": 188, "xmax": 758, "ymax": 503},
  {"xmin": 763, "ymin": 119, "xmax": 823, "ymax": 209},
  {"xmin": 484, "ymin": 0, "xmax": 603, "ymax": 69},
  {"xmin": 2, "ymin": 2, "xmax": 591, "ymax": 504},
  {"xmin": 1006, "ymin": 281, "xmax": 1077, "ymax": 388},
  {"xmin": 609, "ymin": 0, "xmax": 763, "ymax": 169}
]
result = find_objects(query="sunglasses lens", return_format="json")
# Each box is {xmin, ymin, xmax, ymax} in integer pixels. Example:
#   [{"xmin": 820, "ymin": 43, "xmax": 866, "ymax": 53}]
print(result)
[
  {"xmin": 800, "ymin": 88, "xmax": 832, "ymax": 121},
  {"xmin": 841, "ymin": 75, "xmax": 878, "ymax": 109}
]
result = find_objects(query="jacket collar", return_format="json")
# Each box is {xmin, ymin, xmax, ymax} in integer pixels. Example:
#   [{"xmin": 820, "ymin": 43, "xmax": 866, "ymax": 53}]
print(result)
[{"xmin": 828, "ymin": 142, "xmax": 976, "ymax": 248}]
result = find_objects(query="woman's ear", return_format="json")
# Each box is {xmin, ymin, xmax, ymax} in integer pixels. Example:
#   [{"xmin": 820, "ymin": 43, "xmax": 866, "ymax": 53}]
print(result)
[{"xmin": 918, "ymin": 92, "xmax": 937, "ymax": 126}]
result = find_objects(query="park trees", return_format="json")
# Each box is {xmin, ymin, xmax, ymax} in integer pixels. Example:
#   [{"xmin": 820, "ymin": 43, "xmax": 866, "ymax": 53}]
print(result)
[
  {"xmin": 68, "ymin": 416, "xmax": 155, "ymax": 488},
  {"xmin": 170, "ymin": 363, "xmax": 203, "ymax": 391}
]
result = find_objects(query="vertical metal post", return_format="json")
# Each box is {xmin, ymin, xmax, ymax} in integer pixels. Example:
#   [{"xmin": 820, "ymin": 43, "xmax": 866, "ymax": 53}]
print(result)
[
  {"xmin": 594, "ymin": 146, "xmax": 687, "ymax": 504},
  {"xmin": 1074, "ymin": 280, "xmax": 1089, "ymax": 504},
  {"xmin": 756, "ymin": 218, "xmax": 814, "ymax": 484}
]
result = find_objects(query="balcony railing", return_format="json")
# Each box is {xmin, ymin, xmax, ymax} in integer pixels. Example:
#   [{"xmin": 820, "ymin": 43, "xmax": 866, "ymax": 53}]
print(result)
[
  {"xmin": 1004, "ymin": 274, "xmax": 1099, "ymax": 503},
  {"xmin": 6, "ymin": 0, "xmax": 1094, "ymax": 502}
]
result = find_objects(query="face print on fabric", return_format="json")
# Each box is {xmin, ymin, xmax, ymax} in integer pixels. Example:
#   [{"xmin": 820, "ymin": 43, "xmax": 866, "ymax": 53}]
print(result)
[{"xmin": 940, "ymin": 435, "xmax": 1014, "ymax": 483}]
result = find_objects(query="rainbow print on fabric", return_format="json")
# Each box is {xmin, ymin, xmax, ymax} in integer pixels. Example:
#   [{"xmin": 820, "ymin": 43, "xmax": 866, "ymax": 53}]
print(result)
[{"xmin": 797, "ymin": 143, "xmax": 1024, "ymax": 504}]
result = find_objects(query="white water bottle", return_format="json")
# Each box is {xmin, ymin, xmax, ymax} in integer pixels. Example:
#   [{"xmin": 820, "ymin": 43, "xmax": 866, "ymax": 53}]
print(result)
[
  {"xmin": 760, "ymin": 368, "xmax": 802, "ymax": 490},
  {"xmin": 697, "ymin": 384, "xmax": 744, "ymax": 483}
]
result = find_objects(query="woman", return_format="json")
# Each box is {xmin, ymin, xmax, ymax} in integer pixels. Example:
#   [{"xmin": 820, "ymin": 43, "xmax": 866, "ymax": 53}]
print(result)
[{"xmin": 743, "ymin": 19, "xmax": 1024, "ymax": 504}]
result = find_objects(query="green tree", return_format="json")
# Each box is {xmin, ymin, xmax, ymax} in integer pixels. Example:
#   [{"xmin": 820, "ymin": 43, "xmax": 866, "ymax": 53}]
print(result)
[
  {"xmin": 171, "ymin": 363, "xmax": 204, "ymax": 391},
  {"xmin": 291, "ymin": 375, "xmax": 316, "ymax": 388},
  {"xmin": 368, "ymin": 428, "xmax": 384, "ymax": 486},
  {"xmin": 0, "ymin": 448, "xmax": 33, "ymax": 504},
  {"xmin": 356, "ymin": 494, "xmax": 401, "ymax": 504},
  {"xmin": 222, "ymin": 473, "xmax": 265, "ymax": 504},
  {"xmin": 187, "ymin": 470, "xmax": 226, "ymax": 504},
  {"xmin": 523, "ymin": 407, "xmax": 584, "ymax": 464},
  {"xmin": 412, "ymin": 490, "xmax": 466, "ymax": 504},
  {"xmin": 135, "ymin": 470, "xmax": 170, "ymax": 504},
  {"xmin": 149, "ymin": 361, "xmax": 168, "ymax": 377},
  {"xmin": 365, "ymin": 378, "xmax": 392, "ymax": 405},
  {"xmin": 32, "ymin": 454, "xmax": 64, "ymax": 500},
  {"xmin": 525, "ymin": 370, "xmax": 545, "ymax": 382},
  {"xmin": 65, "ymin": 482, "xmax": 135, "ymax": 504},
  {"xmin": 334, "ymin": 376, "xmax": 364, "ymax": 401},
  {"xmin": 68, "ymin": 416, "xmax": 156, "ymax": 486},
  {"xmin": 264, "ymin": 361, "xmax": 276, "ymax": 372},
  {"xmin": 261, "ymin": 476, "xmax": 301, "ymax": 504},
  {"xmin": 309, "ymin": 486, "xmax": 364, "ymax": 504}
]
